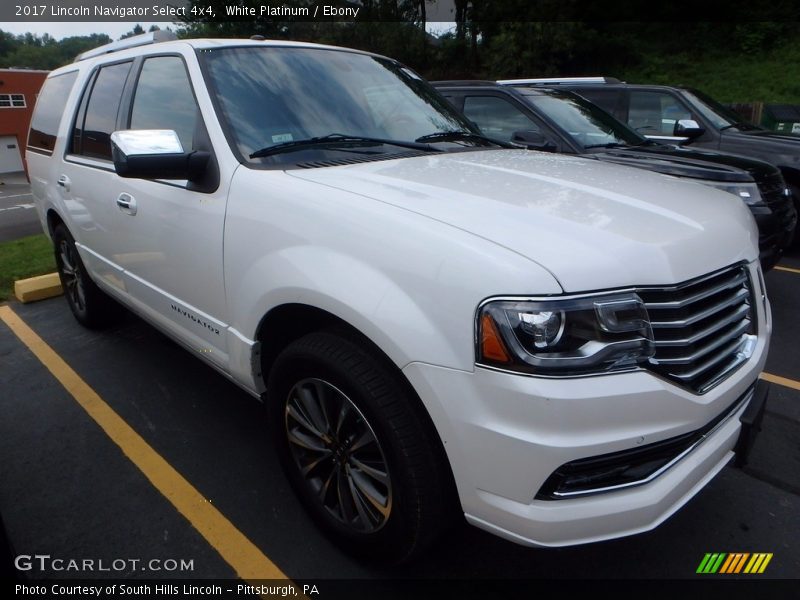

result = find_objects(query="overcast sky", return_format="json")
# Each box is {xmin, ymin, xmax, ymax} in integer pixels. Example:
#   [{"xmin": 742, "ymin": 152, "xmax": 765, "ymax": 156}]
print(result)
[{"xmin": 0, "ymin": 22, "xmax": 176, "ymax": 41}]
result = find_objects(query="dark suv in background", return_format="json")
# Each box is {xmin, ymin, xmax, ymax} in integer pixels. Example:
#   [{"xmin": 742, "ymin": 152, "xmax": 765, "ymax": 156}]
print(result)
[
  {"xmin": 434, "ymin": 81, "xmax": 797, "ymax": 269},
  {"xmin": 500, "ymin": 77, "xmax": 800, "ymax": 243}
]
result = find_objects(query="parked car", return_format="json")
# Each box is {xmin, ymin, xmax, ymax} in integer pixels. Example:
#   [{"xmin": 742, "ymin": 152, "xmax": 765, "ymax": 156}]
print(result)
[
  {"xmin": 433, "ymin": 81, "xmax": 797, "ymax": 270},
  {"xmin": 28, "ymin": 34, "xmax": 770, "ymax": 563},
  {"xmin": 500, "ymin": 77, "xmax": 800, "ymax": 244}
]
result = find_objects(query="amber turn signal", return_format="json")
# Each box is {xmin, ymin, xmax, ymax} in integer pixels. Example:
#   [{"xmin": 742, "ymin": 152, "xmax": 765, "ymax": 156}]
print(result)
[{"xmin": 480, "ymin": 312, "xmax": 512, "ymax": 363}]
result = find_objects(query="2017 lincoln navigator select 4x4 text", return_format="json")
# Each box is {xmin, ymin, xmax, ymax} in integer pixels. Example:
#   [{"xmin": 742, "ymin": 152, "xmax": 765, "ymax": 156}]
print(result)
[{"xmin": 27, "ymin": 33, "xmax": 770, "ymax": 563}]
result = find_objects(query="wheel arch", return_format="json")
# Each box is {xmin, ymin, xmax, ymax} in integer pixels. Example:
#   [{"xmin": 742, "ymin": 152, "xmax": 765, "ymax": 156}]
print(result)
[
  {"xmin": 46, "ymin": 208, "xmax": 66, "ymax": 238},
  {"xmin": 255, "ymin": 302, "xmax": 461, "ymax": 511}
]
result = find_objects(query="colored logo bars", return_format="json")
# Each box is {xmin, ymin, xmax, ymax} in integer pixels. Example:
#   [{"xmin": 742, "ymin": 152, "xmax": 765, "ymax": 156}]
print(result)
[{"xmin": 697, "ymin": 553, "xmax": 773, "ymax": 574}]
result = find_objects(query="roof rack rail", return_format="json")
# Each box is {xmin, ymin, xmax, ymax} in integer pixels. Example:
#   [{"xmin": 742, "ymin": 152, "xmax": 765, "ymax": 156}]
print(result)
[
  {"xmin": 74, "ymin": 30, "xmax": 178, "ymax": 63},
  {"xmin": 497, "ymin": 77, "xmax": 623, "ymax": 85},
  {"xmin": 431, "ymin": 80, "xmax": 500, "ymax": 87}
]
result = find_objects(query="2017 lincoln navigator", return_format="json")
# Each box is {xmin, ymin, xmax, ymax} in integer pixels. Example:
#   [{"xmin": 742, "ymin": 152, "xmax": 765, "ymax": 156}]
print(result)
[{"xmin": 27, "ymin": 33, "xmax": 770, "ymax": 562}]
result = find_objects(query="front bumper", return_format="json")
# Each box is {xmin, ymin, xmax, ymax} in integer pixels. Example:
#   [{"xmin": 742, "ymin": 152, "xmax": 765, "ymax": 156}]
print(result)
[
  {"xmin": 403, "ymin": 280, "xmax": 770, "ymax": 547},
  {"xmin": 537, "ymin": 380, "xmax": 768, "ymax": 499}
]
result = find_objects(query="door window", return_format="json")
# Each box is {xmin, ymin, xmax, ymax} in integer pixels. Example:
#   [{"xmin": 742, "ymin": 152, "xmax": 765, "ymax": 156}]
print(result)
[
  {"xmin": 462, "ymin": 95, "xmax": 540, "ymax": 142},
  {"xmin": 130, "ymin": 56, "xmax": 198, "ymax": 152},
  {"xmin": 628, "ymin": 91, "xmax": 693, "ymax": 136},
  {"xmin": 73, "ymin": 62, "xmax": 132, "ymax": 160},
  {"xmin": 572, "ymin": 88, "xmax": 623, "ymax": 117}
]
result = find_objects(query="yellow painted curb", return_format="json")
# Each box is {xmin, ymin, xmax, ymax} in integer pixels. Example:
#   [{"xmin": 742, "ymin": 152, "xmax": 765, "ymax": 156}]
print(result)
[{"xmin": 14, "ymin": 272, "xmax": 62, "ymax": 303}]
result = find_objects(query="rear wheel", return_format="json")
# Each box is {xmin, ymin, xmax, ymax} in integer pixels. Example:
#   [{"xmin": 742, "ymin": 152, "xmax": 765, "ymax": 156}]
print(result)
[
  {"xmin": 267, "ymin": 330, "xmax": 453, "ymax": 563},
  {"xmin": 53, "ymin": 223, "xmax": 123, "ymax": 328}
]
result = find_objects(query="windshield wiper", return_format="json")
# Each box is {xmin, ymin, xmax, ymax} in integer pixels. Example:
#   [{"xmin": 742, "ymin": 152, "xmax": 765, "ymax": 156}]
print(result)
[
  {"xmin": 249, "ymin": 133, "xmax": 441, "ymax": 159},
  {"xmin": 584, "ymin": 142, "xmax": 629, "ymax": 149},
  {"xmin": 414, "ymin": 131, "xmax": 515, "ymax": 148}
]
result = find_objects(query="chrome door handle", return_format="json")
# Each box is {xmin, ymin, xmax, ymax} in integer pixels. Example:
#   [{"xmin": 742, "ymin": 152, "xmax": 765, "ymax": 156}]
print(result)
[
  {"xmin": 57, "ymin": 175, "xmax": 71, "ymax": 192},
  {"xmin": 116, "ymin": 193, "xmax": 137, "ymax": 215}
]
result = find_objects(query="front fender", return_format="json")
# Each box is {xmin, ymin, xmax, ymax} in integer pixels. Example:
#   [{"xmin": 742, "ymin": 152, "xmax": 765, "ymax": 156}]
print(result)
[
  {"xmin": 223, "ymin": 168, "xmax": 562, "ymax": 389},
  {"xmin": 231, "ymin": 245, "xmax": 476, "ymax": 372}
]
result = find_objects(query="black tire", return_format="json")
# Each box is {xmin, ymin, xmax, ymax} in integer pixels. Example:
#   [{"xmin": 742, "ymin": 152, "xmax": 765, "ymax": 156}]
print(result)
[
  {"xmin": 790, "ymin": 184, "xmax": 800, "ymax": 247},
  {"xmin": 267, "ymin": 330, "xmax": 454, "ymax": 564},
  {"xmin": 53, "ymin": 223, "xmax": 123, "ymax": 329}
]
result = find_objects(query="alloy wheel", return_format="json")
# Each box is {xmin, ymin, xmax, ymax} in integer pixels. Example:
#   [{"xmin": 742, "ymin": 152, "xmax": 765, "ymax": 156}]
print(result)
[
  {"xmin": 284, "ymin": 378, "xmax": 392, "ymax": 533},
  {"xmin": 59, "ymin": 239, "xmax": 86, "ymax": 312}
]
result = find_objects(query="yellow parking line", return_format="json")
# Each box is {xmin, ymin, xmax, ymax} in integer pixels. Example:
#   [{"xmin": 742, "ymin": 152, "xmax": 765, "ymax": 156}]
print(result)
[
  {"xmin": 761, "ymin": 372, "xmax": 800, "ymax": 392},
  {"xmin": 774, "ymin": 265, "xmax": 800, "ymax": 275},
  {"xmin": 0, "ymin": 305, "xmax": 288, "ymax": 582}
]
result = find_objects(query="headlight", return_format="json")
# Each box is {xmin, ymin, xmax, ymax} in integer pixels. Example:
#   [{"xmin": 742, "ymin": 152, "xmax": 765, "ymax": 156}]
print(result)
[
  {"xmin": 703, "ymin": 181, "xmax": 764, "ymax": 207},
  {"xmin": 477, "ymin": 294, "xmax": 655, "ymax": 376}
]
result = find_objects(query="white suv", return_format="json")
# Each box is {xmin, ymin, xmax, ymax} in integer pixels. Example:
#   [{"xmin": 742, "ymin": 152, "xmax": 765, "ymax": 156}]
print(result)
[{"xmin": 27, "ymin": 33, "xmax": 770, "ymax": 562}]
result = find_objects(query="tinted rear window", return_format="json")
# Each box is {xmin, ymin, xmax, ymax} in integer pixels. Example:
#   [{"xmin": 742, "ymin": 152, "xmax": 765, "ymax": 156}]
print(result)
[{"xmin": 27, "ymin": 71, "xmax": 78, "ymax": 155}]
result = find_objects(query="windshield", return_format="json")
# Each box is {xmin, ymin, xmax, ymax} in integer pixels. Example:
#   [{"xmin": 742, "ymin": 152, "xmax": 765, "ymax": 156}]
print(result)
[
  {"xmin": 201, "ymin": 46, "xmax": 476, "ymax": 166},
  {"xmin": 681, "ymin": 88, "xmax": 757, "ymax": 131},
  {"xmin": 523, "ymin": 90, "xmax": 644, "ymax": 149}
]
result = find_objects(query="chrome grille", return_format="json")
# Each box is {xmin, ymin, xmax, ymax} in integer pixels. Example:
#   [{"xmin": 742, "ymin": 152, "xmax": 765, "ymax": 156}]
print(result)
[{"xmin": 637, "ymin": 264, "xmax": 756, "ymax": 393}]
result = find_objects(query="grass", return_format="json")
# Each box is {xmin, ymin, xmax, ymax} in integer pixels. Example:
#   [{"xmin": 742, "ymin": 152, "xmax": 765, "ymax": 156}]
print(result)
[
  {"xmin": 0, "ymin": 234, "xmax": 56, "ymax": 301},
  {"xmin": 620, "ymin": 42, "xmax": 800, "ymax": 104}
]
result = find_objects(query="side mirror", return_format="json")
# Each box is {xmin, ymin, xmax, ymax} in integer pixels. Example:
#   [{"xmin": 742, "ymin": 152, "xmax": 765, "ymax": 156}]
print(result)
[
  {"xmin": 673, "ymin": 119, "xmax": 705, "ymax": 140},
  {"xmin": 110, "ymin": 130, "xmax": 209, "ymax": 180},
  {"xmin": 512, "ymin": 130, "xmax": 556, "ymax": 151}
]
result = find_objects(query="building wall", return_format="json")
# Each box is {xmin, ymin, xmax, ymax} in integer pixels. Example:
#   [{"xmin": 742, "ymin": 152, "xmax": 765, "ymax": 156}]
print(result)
[{"xmin": 0, "ymin": 69, "xmax": 49, "ymax": 177}]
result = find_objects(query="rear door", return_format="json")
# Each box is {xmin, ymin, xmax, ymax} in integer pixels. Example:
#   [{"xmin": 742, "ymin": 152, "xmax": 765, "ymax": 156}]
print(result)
[
  {"xmin": 59, "ymin": 59, "xmax": 135, "ymax": 293},
  {"xmin": 26, "ymin": 69, "xmax": 79, "ymax": 233}
]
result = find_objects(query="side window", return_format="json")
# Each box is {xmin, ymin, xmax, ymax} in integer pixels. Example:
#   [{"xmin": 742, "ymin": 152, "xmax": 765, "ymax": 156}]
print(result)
[
  {"xmin": 628, "ymin": 91, "xmax": 693, "ymax": 136},
  {"xmin": 74, "ymin": 61, "xmax": 132, "ymax": 160},
  {"xmin": 439, "ymin": 94, "xmax": 463, "ymax": 111},
  {"xmin": 573, "ymin": 89, "xmax": 622, "ymax": 117},
  {"xmin": 462, "ymin": 95, "xmax": 540, "ymax": 141},
  {"xmin": 130, "ymin": 56, "xmax": 198, "ymax": 151},
  {"xmin": 27, "ymin": 71, "xmax": 78, "ymax": 155}
]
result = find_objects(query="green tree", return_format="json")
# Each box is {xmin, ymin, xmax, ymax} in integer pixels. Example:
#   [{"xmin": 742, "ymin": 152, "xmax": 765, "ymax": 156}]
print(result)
[
  {"xmin": 120, "ymin": 24, "xmax": 145, "ymax": 39},
  {"xmin": 0, "ymin": 30, "xmax": 112, "ymax": 69}
]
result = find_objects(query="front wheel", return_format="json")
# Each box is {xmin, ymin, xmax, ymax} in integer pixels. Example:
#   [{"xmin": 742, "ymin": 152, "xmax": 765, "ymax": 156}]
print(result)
[{"xmin": 267, "ymin": 331, "xmax": 454, "ymax": 563}]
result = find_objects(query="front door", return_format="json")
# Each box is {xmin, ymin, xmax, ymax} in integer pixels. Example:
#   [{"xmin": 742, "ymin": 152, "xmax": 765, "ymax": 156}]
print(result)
[{"xmin": 111, "ymin": 54, "xmax": 230, "ymax": 367}]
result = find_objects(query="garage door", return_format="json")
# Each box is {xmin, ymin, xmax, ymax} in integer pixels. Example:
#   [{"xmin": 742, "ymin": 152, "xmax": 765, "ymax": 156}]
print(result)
[{"xmin": 0, "ymin": 135, "xmax": 24, "ymax": 173}]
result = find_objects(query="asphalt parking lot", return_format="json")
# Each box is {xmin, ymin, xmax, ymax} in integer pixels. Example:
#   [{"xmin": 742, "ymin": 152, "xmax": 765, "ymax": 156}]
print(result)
[
  {"xmin": 1, "ymin": 250, "xmax": 799, "ymax": 592},
  {"xmin": 0, "ymin": 175, "xmax": 40, "ymax": 242}
]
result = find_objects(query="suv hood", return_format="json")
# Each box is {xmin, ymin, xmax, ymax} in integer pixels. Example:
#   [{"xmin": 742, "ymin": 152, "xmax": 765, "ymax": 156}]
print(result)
[
  {"xmin": 729, "ymin": 129, "xmax": 800, "ymax": 147},
  {"xmin": 594, "ymin": 144, "xmax": 780, "ymax": 182},
  {"xmin": 288, "ymin": 150, "xmax": 758, "ymax": 292},
  {"xmin": 722, "ymin": 129, "xmax": 800, "ymax": 155},
  {"xmin": 590, "ymin": 147, "xmax": 754, "ymax": 183}
]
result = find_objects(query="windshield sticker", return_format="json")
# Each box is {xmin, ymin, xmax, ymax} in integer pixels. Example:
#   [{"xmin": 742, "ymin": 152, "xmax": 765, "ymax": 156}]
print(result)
[{"xmin": 272, "ymin": 133, "xmax": 293, "ymax": 143}]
